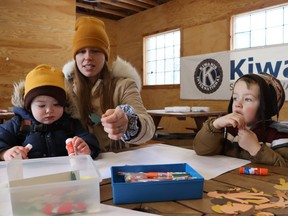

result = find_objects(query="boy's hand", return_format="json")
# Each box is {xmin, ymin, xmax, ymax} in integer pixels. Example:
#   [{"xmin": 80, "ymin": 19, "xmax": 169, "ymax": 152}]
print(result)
[
  {"xmin": 213, "ymin": 113, "xmax": 246, "ymax": 129},
  {"xmin": 238, "ymin": 128, "xmax": 261, "ymax": 156}
]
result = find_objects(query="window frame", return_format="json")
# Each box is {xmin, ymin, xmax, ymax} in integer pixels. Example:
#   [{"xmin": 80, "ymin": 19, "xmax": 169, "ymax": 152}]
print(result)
[
  {"xmin": 143, "ymin": 29, "xmax": 181, "ymax": 87},
  {"xmin": 231, "ymin": 3, "xmax": 288, "ymax": 50}
]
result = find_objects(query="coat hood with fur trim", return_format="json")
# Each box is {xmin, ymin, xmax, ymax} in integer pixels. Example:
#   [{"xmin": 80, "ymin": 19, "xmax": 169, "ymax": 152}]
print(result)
[
  {"xmin": 11, "ymin": 80, "xmax": 80, "ymax": 119},
  {"xmin": 62, "ymin": 56, "xmax": 142, "ymax": 91}
]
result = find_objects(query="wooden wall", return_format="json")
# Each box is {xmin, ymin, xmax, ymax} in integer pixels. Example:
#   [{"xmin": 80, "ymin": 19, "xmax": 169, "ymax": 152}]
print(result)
[
  {"xmin": 1, "ymin": 0, "xmax": 288, "ymax": 136},
  {"xmin": 103, "ymin": 0, "xmax": 288, "ymax": 133},
  {"xmin": 0, "ymin": 0, "xmax": 75, "ymax": 110}
]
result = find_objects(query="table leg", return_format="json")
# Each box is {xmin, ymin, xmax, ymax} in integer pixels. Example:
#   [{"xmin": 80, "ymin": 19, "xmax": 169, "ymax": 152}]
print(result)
[
  {"xmin": 193, "ymin": 116, "xmax": 209, "ymax": 131},
  {"xmin": 151, "ymin": 116, "xmax": 162, "ymax": 132}
]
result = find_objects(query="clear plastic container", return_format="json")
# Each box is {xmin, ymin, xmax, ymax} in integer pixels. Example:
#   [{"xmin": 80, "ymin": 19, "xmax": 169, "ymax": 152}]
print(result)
[{"xmin": 0, "ymin": 155, "xmax": 101, "ymax": 216}]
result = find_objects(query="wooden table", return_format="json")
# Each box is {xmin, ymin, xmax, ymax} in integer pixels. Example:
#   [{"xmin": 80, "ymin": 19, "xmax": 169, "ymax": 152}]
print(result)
[
  {"xmin": 147, "ymin": 109, "xmax": 227, "ymax": 139},
  {"xmin": 0, "ymin": 112, "xmax": 14, "ymax": 124},
  {"xmin": 100, "ymin": 164, "xmax": 288, "ymax": 215}
]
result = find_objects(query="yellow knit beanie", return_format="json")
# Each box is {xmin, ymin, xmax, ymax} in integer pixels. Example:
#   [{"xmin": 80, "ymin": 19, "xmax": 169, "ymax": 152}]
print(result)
[
  {"xmin": 72, "ymin": 16, "xmax": 110, "ymax": 60},
  {"xmin": 24, "ymin": 64, "xmax": 66, "ymax": 109}
]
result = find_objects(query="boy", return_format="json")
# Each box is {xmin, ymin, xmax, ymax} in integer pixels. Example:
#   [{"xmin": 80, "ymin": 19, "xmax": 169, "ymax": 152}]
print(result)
[
  {"xmin": 193, "ymin": 73, "xmax": 288, "ymax": 167},
  {"xmin": 0, "ymin": 64, "xmax": 100, "ymax": 160}
]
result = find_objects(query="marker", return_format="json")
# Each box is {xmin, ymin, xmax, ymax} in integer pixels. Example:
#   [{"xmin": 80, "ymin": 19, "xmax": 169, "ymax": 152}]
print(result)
[
  {"xmin": 118, "ymin": 171, "xmax": 194, "ymax": 182},
  {"xmin": 145, "ymin": 172, "xmax": 189, "ymax": 178},
  {"xmin": 239, "ymin": 167, "xmax": 268, "ymax": 176}
]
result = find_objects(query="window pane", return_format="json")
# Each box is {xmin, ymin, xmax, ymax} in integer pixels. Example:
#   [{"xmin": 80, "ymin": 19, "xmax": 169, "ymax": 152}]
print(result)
[
  {"xmin": 285, "ymin": 7, "xmax": 288, "ymax": 24},
  {"xmin": 157, "ymin": 60, "xmax": 165, "ymax": 72},
  {"xmin": 157, "ymin": 48, "xmax": 165, "ymax": 60},
  {"xmin": 174, "ymin": 58, "xmax": 180, "ymax": 71},
  {"xmin": 266, "ymin": 26, "xmax": 283, "ymax": 45},
  {"xmin": 267, "ymin": 8, "xmax": 283, "ymax": 28},
  {"xmin": 147, "ymin": 49, "xmax": 156, "ymax": 61},
  {"xmin": 174, "ymin": 45, "xmax": 180, "ymax": 57},
  {"xmin": 165, "ymin": 71, "xmax": 174, "ymax": 84},
  {"xmin": 147, "ymin": 72, "xmax": 156, "ymax": 85},
  {"xmin": 174, "ymin": 31, "xmax": 180, "ymax": 45},
  {"xmin": 234, "ymin": 32, "xmax": 250, "ymax": 49},
  {"xmin": 284, "ymin": 26, "xmax": 288, "ymax": 43},
  {"xmin": 156, "ymin": 72, "xmax": 165, "ymax": 84},
  {"xmin": 165, "ymin": 46, "xmax": 174, "ymax": 58},
  {"xmin": 251, "ymin": 12, "xmax": 265, "ymax": 30},
  {"xmin": 165, "ymin": 32, "xmax": 174, "ymax": 47},
  {"xmin": 165, "ymin": 59, "xmax": 174, "ymax": 71},
  {"xmin": 147, "ymin": 37, "xmax": 156, "ymax": 50},
  {"xmin": 234, "ymin": 15, "xmax": 250, "ymax": 32},
  {"xmin": 174, "ymin": 71, "xmax": 180, "ymax": 84},
  {"xmin": 147, "ymin": 61, "xmax": 156, "ymax": 75},
  {"xmin": 156, "ymin": 35, "xmax": 165, "ymax": 48},
  {"xmin": 251, "ymin": 29, "xmax": 265, "ymax": 47}
]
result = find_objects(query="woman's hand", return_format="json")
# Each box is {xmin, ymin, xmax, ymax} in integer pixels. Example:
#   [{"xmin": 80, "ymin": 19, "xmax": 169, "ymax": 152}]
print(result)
[
  {"xmin": 213, "ymin": 113, "xmax": 246, "ymax": 129},
  {"xmin": 101, "ymin": 108, "xmax": 128, "ymax": 140}
]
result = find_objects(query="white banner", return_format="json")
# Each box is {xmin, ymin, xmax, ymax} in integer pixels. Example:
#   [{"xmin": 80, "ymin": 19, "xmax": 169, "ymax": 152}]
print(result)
[{"xmin": 180, "ymin": 44, "xmax": 288, "ymax": 100}]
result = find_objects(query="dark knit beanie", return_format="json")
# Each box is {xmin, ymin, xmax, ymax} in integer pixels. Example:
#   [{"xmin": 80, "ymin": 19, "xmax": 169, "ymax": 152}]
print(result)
[
  {"xmin": 24, "ymin": 64, "xmax": 66, "ymax": 109},
  {"xmin": 228, "ymin": 73, "xmax": 285, "ymax": 119},
  {"xmin": 72, "ymin": 16, "xmax": 110, "ymax": 60}
]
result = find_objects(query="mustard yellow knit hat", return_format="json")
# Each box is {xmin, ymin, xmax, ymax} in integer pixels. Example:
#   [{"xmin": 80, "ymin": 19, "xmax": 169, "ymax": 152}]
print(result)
[
  {"xmin": 72, "ymin": 16, "xmax": 110, "ymax": 60},
  {"xmin": 24, "ymin": 64, "xmax": 66, "ymax": 109}
]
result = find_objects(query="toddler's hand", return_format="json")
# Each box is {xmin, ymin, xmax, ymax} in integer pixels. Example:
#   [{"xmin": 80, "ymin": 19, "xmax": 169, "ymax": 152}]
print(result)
[
  {"xmin": 2, "ymin": 146, "xmax": 30, "ymax": 161},
  {"xmin": 72, "ymin": 136, "xmax": 91, "ymax": 155}
]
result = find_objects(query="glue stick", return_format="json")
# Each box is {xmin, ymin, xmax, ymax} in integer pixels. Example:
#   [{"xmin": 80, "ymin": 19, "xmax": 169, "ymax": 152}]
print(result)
[
  {"xmin": 66, "ymin": 138, "xmax": 76, "ymax": 156},
  {"xmin": 239, "ymin": 167, "xmax": 268, "ymax": 176}
]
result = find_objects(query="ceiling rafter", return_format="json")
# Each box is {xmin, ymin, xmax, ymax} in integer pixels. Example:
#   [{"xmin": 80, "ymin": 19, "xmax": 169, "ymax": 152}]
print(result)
[
  {"xmin": 76, "ymin": 0, "xmax": 173, "ymax": 20},
  {"xmin": 96, "ymin": 0, "xmax": 143, "ymax": 12},
  {"xmin": 77, "ymin": 2, "xmax": 127, "ymax": 17}
]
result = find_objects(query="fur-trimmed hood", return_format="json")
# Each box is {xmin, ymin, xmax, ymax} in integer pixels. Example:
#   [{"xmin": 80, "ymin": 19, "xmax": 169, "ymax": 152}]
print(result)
[
  {"xmin": 11, "ymin": 80, "xmax": 80, "ymax": 119},
  {"xmin": 62, "ymin": 56, "xmax": 142, "ymax": 90}
]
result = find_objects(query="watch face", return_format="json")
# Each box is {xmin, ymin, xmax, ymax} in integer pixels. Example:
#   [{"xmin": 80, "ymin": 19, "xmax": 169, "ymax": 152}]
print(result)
[{"xmin": 194, "ymin": 58, "xmax": 223, "ymax": 94}]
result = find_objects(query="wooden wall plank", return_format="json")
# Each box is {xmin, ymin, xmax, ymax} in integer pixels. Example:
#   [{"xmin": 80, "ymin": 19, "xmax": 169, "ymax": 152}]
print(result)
[{"xmin": 0, "ymin": 0, "xmax": 75, "ymax": 109}]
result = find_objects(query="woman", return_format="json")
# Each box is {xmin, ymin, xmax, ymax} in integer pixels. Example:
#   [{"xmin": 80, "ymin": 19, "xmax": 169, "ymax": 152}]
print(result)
[{"xmin": 63, "ymin": 16, "xmax": 155, "ymax": 151}]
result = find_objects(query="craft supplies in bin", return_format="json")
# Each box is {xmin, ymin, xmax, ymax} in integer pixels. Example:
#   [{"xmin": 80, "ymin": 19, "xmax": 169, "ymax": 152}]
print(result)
[
  {"xmin": 111, "ymin": 163, "xmax": 204, "ymax": 204},
  {"xmin": 0, "ymin": 155, "xmax": 101, "ymax": 216}
]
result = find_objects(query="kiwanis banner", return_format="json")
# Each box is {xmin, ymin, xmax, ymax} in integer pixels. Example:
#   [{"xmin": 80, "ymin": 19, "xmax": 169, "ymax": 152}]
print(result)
[{"xmin": 180, "ymin": 44, "xmax": 288, "ymax": 100}]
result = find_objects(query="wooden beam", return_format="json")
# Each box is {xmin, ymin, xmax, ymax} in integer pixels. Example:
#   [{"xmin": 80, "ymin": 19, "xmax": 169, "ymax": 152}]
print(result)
[
  {"xmin": 136, "ymin": 0, "xmax": 158, "ymax": 6},
  {"xmin": 117, "ymin": 0, "xmax": 151, "ymax": 9},
  {"xmin": 76, "ymin": 2, "xmax": 127, "ymax": 17},
  {"xmin": 97, "ymin": 0, "xmax": 143, "ymax": 12}
]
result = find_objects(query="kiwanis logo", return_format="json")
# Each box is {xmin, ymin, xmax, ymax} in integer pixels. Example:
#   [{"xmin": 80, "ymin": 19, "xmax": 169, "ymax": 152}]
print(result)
[{"xmin": 194, "ymin": 58, "xmax": 223, "ymax": 94}]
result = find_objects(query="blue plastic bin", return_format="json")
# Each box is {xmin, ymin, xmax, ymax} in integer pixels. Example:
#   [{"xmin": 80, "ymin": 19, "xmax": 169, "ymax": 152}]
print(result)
[{"xmin": 111, "ymin": 163, "xmax": 204, "ymax": 204}]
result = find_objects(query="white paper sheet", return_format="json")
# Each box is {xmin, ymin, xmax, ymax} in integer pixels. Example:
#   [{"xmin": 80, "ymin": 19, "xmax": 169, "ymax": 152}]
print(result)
[{"xmin": 94, "ymin": 144, "xmax": 250, "ymax": 180}]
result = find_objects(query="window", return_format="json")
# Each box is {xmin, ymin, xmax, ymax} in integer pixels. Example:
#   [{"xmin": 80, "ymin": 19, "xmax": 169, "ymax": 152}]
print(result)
[
  {"xmin": 143, "ymin": 29, "xmax": 180, "ymax": 86},
  {"xmin": 231, "ymin": 3, "xmax": 288, "ymax": 50}
]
